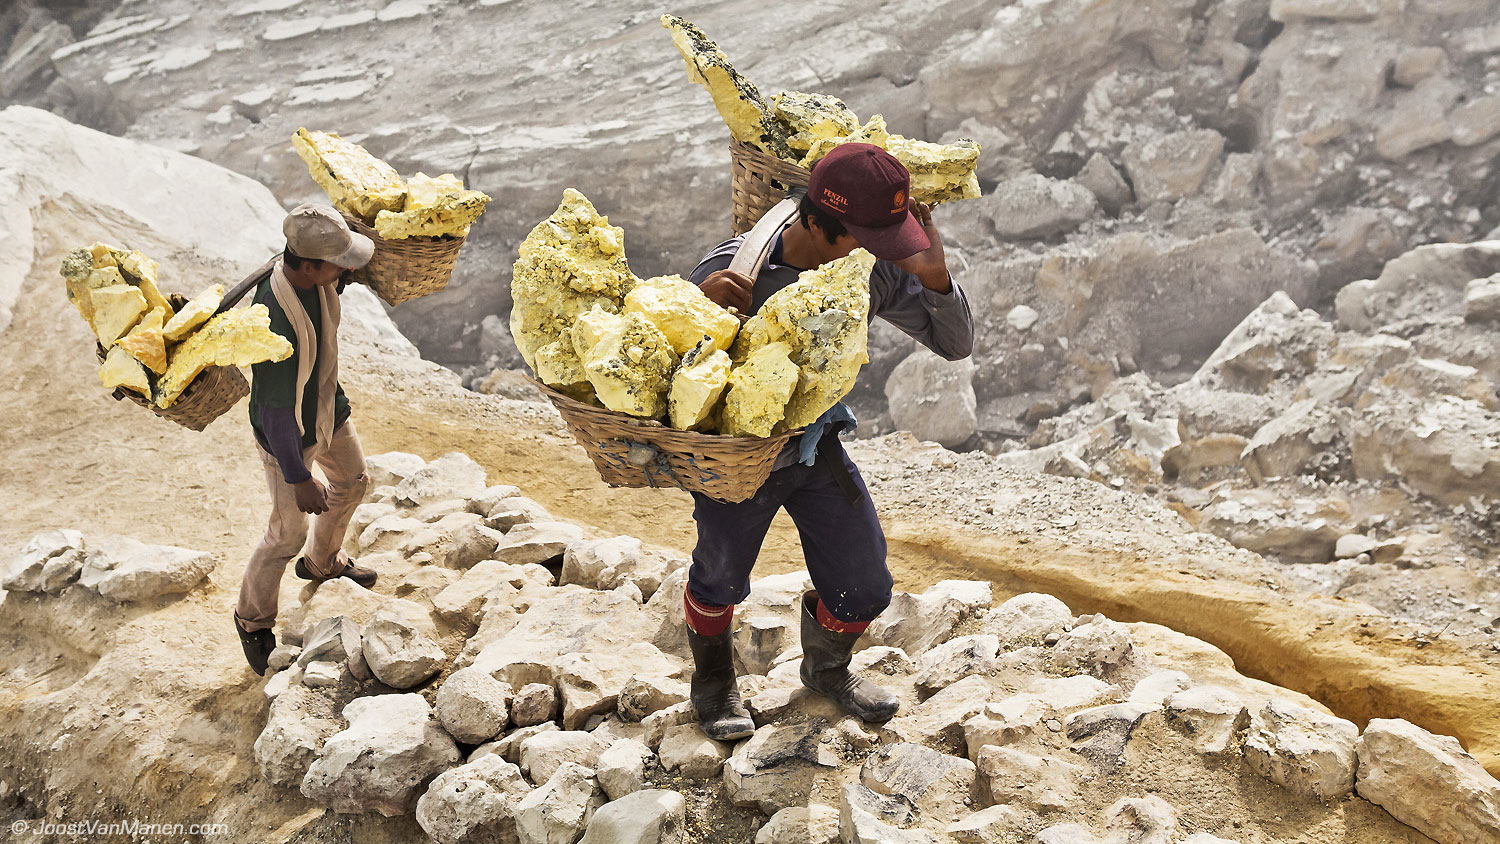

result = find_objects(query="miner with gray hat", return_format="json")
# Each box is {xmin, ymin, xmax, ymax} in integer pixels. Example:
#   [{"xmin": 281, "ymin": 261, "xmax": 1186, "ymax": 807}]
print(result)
[{"xmin": 234, "ymin": 203, "xmax": 377, "ymax": 674}]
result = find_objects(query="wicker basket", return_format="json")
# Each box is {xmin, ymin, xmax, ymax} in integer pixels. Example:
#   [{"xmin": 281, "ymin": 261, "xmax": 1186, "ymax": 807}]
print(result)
[
  {"xmin": 730, "ymin": 139, "xmax": 810, "ymax": 235},
  {"xmin": 536, "ymin": 381, "xmax": 798, "ymax": 502},
  {"xmin": 97, "ymin": 344, "xmax": 249, "ymax": 432},
  {"xmin": 342, "ymin": 214, "xmax": 467, "ymax": 307}
]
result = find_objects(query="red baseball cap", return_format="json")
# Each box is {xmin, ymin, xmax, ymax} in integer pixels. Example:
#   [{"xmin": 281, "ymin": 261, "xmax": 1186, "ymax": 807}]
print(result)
[{"xmin": 806, "ymin": 143, "xmax": 929, "ymax": 261}]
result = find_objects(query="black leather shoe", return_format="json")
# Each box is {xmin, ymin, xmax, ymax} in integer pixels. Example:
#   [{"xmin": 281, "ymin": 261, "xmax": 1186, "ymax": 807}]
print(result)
[
  {"xmin": 798, "ymin": 591, "xmax": 899, "ymax": 722},
  {"xmin": 294, "ymin": 554, "xmax": 377, "ymax": 588},
  {"xmin": 234, "ymin": 613, "xmax": 275, "ymax": 676},
  {"xmin": 685, "ymin": 626, "xmax": 757, "ymax": 741}
]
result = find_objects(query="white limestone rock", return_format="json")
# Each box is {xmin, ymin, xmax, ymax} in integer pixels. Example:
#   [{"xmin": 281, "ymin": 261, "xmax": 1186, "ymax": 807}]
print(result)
[
  {"xmin": 493, "ymin": 521, "xmax": 585, "ymax": 566},
  {"xmin": 253, "ymin": 685, "xmax": 341, "ymax": 787},
  {"xmin": 3, "ymin": 529, "xmax": 87, "ymax": 593},
  {"xmin": 724, "ymin": 722, "xmax": 840, "ymax": 814},
  {"xmin": 520, "ymin": 729, "xmax": 607, "ymax": 784},
  {"xmin": 436, "ymin": 667, "xmax": 513, "ymax": 744},
  {"xmin": 76, "ymin": 536, "xmax": 217, "ymax": 602},
  {"xmin": 978, "ymin": 745, "xmax": 1087, "ymax": 812},
  {"xmin": 596, "ymin": 738, "xmax": 653, "ymax": 800},
  {"xmin": 578, "ymin": 788, "xmax": 686, "ymax": 844},
  {"xmin": 888, "ymin": 675, "xmax": 994, "ymax": 752},
  {"xmin": 884, "ymin": 351, "xmax": 980, "ymax": 448},
  {"xmin": 301, "ymin": 694, "xmax": 462, "ymax": 815},
  {"xmin": 511, "ymin": 682, "xmax": 559, "ymax": 727},
  {"xmin": 1164, "ymin": 685, "xmax": 1249, "ymax": 755},
  {"xmin": 415, "ymin": 755, "xmax": 532, "ymax": 844},
  {"xmin": 912, "ymin": 634, "xmax": 1000, "ymax": 696},
  {"xmin": 513, "ymin": 762, "xmax": 604, "ymax": 844},
  {"xmin": 1243, "ymin": 699, "xmax": 1358, "ymax": 799},
  {"xmin": 1051, "ymin": 617, "xmax": 1135, "ymax": 677},
  {"xmin": 659, "ymin": 724, "xmax": 730, "ymax": 778},
  {"xmin": 365, "ymin": 451, "xmax": 427, "ymax": 488},
  {"xmin": 756, "ymin": 804, "xmax": 840, "ymax": 844},
  {"xmin": 395, "ymin": 451, "xmax": 488, "ymax": 506},
  {"xmin": 362, "ymin": 606, "xmax": 446, "ymax": 689},
  {"xmin": 1355, "ymin": 718, "xmax": 1500, "ymax": 844},
  {"xmin": 975, "ymin": 593, "xmax": 1073, "ymax": 650},
  {"xmin": 860, "ymin": 742, "xmax": 978, "ymax": 823},
  {"xmin": 1122, "ymin": 129, "xmax": 1225, "ymax": 203},
  {"xmin": 867, "ymin": 580, "xmax": 994, "ymax": 656}
]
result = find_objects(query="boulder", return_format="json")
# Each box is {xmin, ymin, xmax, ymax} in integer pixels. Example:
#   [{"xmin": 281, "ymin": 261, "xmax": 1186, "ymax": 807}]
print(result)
[
  {"xmin": 946, "ymin": 805, "xmax": 1035, "ymax": 843},
  {"xmin": 1355, "ymin": 718, "xmax": 1500, "ymax": 844},
  {"xmin": 884, "ymin": 351, "xmax": 979, "ymax": 448},
  {"xmin": 436, "ymin": 667, "xmax": 513, "ymax": 744},
  {"xmin": 975, "ymin": 593, "xmax": 1073, "ymax": 650},
  {"xmin": 724, "ymin": 722, "xmax": 840, "ymax": 814},
  {"xmin": 492, "ymin": 522, "xmax": 585, "ymax": 566},
  {"xmin": 1351, "ymin": 393, "xmax": 1500, "ymax": 505},
  {"xmin": 520, "ymin": 730, "xmax": 606, "ymax": 784},
  {"xmin": 552, "ymin": 643, "xmax": 685, "ymax": 729},
  {"xmin": 867, "ymin": 580, "xmax": 994, "ymax": 656},
  {"xmin": 1101, "ymin": 795, "xmax": 1178, "ymax": 844},
  {"xmin": 1198, "ymin": 493, "xmax": 1347, "ymax": 563},
  {"xmin": 297, "ymin": 615, "xmax": 361, "ymax": 677},
  {"xmin": 983, "ymin": 172, "xmax": 1098, "ymax": 239},
  {"xmin": 512, "ymin": 683, "xmax": 559, "ymax": 727},
  {"xmin": 860, "ymin": 742, "xmax": 977, "ymax": 823},
  {"xmin": 839, "ymin": 783, "xmax": 936, "ymax": 844},
  {"xmin": 1193, "ymin": 293, "xmax": 1333, "ymax": 393},
  {"xmin": 438, "ymin": 522, "xmax": 507, "ymax": 571},
  {"xmin": 285, "ymin": 578, "xmax": 386, "ymax": 645},
  {"xmin": 415, "ymin": 755, "xmax": 532, "ymax": 844},
  {"xmin": 512, "ymin": 762, "xmax": 604, "ymax": 844},
  {"xmin": 1243, "ymin": 699, "xmax": 1358, "ymax": 799},
  {"xmin": 596, "ymin": 738, "xmax": 653, "ymax": 800},
  {"xmin": 561, "ymin": 535, "xmax": 679, "ymax": 599},
  {"xmin": 485, "ymin": 496, "xmax": 554, "ymax": 532},
  {"xmin": 253, "ymin": 685, "xmax": 341, "ymax": 787},
  {"xmin": 578, "ymin": 789, "xmax": 686, "ymax": 844},
  {"xmin": 913, "ymin": 635, "xmax": 1000, "ymax": 696},
  {"xmin": 1164, "ymin": 685, "xmax": 1249, "ymax": 755},
  {"xmin": 1466, "ymin": 275, "xmax": 1500, "ymax": 323},
  {"xmin": 433, "ymin": 559, "xmax": 531, "ymax": 626},
  {"xmin": 1121, "ymin": 129, "xmax": 1225, "ymax": 203},
  {"xmin": 961, "ymin": 693, "xmax": 1050, "ymax": 762},
  {"xmin": 301, "ymin": 694, "xmax": 462, "ymax": 816},
  {"xmin": 487, "ymin": 723, "xmax": 558, "ymax": 765},
  {"xmin": 395, "ymin": 451, "xmax": 488, "ymax": 506},
  {"xmin": 365, "ymin": 451, "xmax": 427, "ymax": 488},
  {"xmin": 2, "ymin": 529, "xmax": 86, "ymax": 593},
  {"xmin": 76, "ymin": 536, "xmax": 217, "ymax": 602},
  {"xmin": 617, "ymin": 676, "xmax": 691, "ymax": 723},
  {"xmin": 977, "ymin": 745, "xmax": 1086, "ymax": 812},
  {"xmin": 363, "ymin": 606, "xmax": 446, "ymax": 689},
  {"xmin": 658, "ymin": 724, "xmax": 730, "ymax": 778},
  {"xmin": 1064, "ymin": 702, "xmax": 1161, "ymax": 769},
  {"xmin": 888, "ymin": 675, "xmax": 994, "ymax": 752},
  {"xmin": 1075, "ymin": 153, "xmax": 1133, "ymax": 214},
  {"xmin": 1239, "ymin": 399, "xmax": 1349, "ymax": 484},
  {"xmin": 1051, "ymin": 618, "xmax": 1135, "ymax": 677},
  {"xmin": 756, "ymin": 804, "xmax": 840, "ymax": 844}
]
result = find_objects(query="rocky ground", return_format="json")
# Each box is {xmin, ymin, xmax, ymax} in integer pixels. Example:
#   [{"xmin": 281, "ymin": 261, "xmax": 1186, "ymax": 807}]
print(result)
[{"xmin": 3, "ymin": 106, "xmax": 1500, "ymax": 844}]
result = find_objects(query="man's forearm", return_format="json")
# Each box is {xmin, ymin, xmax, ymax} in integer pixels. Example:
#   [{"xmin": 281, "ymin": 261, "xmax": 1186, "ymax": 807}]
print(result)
[{"xmin": 259, "ymin": 406, "xmax": 311, "ymax": 484}]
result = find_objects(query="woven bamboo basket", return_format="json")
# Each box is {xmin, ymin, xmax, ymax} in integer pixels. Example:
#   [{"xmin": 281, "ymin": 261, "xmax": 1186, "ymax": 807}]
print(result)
[
  {"xmin": 96, "ymin": 345, "xmax": 248, "ymax": 433},
  {"xmin": 342, "ymin": 214, "xmax": 467, "ymax": 307},
  {"xmin": 730, "ymin": 139, "xmax": 810, "ymax": 235},
  {"xmin": 535, "ymin": 381, "xmax": 798, "ymax": 502}
]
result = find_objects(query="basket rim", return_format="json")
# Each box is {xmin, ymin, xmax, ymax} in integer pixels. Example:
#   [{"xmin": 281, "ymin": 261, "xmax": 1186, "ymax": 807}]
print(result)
[{"xmin": 533, "ymin": 379, "xmax": 803, "ymax": 446}]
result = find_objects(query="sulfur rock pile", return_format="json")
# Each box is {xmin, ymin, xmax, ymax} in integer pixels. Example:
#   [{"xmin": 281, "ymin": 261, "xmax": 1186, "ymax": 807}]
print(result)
[
  {"xmin": 60, "ymin": 243, "xmax": 292, "ymax": 409},
  {"xmin": 511, "ymin": 189, "xmax": 873, "ymax": 436},
  {"xmin": 662, "ymin": 14, "xmax": 982, "ymax": 203},
  {"xmin": 292, "ymin": 128, "xmax": 490, "ymax": 240}
]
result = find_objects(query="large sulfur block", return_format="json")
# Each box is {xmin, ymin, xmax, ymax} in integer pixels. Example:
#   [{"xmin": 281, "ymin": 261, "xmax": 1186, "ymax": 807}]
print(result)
[
  {"xmin": 575, "ymin": 311, "xmax": 678, "ymax": 418},
  {"xmin": 623, "ymin": 274, "xmax": 739, "ymax": 356},
  {"xmin": 669, "ymin": 344, "xmax": 732, "ymax": 431},
  {"xmin": 99, "ymin": 344, "xmax": 151, "ymax": 396},
  {"xmin": 773, "ymin": 91, "xmax": 861, "ymax": 154},
  {"xmin": 661, "ymin": 15, "xmax": 792, "ymax": 159},
  {"xmin": 374, "ymin": 172, "xmax": 491, "ymax": 240},
  {"xmin": 154, "ymin": 305, "xmax": 292, "ymax": 408},
  {"xmin": 117, "ymin": 306, "xmax": 168, "ymax": 374},
  {"xmin": 292, "ymin": 128, "xmax": 407, "ymax": 224},
  {"xmin": 162, "ymin": 284, "xmax": 225, "ymax": 343},
  {"xmin": 720, "ymin": 341, "xmax": 799, "ymax": 437},
  {"xmin": 89, "ymin": 283, "xmax": 149, "ymax": 349}
]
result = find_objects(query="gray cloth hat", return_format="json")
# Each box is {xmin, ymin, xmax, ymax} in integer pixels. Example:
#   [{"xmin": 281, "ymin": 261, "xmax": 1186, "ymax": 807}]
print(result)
[{"xmin": 283, "ymin": 203, "xmax": 375, "ymax": 270}]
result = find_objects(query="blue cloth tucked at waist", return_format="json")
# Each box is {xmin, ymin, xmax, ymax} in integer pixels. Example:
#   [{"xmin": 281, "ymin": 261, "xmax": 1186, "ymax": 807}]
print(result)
[{"xmin": 797, "ymin": 402, "xmax": 858, "ymax": 466}]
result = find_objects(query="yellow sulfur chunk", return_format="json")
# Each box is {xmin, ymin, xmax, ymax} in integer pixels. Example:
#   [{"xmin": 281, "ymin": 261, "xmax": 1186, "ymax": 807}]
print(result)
[
  {"xmin": 533, "ymin": 339, "xmax": 593, "ymax": 401},
  {"xmin": 111, "ymin": 247, "xmax": 174, "ymax": 322},
  {"xmin": 117, "ymin": 306, "xmax": 168, "ymax": 374},
  {"xmin": 99, "ymin": 345, "xmax": 151, "ymax": 396},
  {"xmin": 154, "ymin": 305, "xmax": 292, "ymax": 408},
  {"xmin": 800, "ymin": 114, "xmax": 891, "ymax": 168},
  {"xmin": 623, "ymin": 274, "xmax": 740, "ymax": 356},
  {"xmin": 720, "ymin": 341, "xmax": 799, "ymax": 437},
  {"xmin": 510, "ymin": 189, "xmax": 634, "ymax": 375},
  {"xmin": 89, "ymin": 243, "xmax": 116, "ymax": 267},
  {"xmin": 772, "ymin": 91, "xmax": 860, "ymax": 153},
  {"xmin": 60, "ymin": 258, "xmax": 115, "ymax": 329},
  {"xmin": 374, "ymin": 172, "xmax": 492, "ymax": 240},
  {"xmin": 759, "ymin": 249, "xmax": 876, "ymax": 432},
  {"xmin": 162, "ymin": 284, "xmax": 224, "ymax": 343},
  {"xmin": 669, "ymin": 343, "xmax": 732, "ymax": 431},
  {"xmin": 90, "ymin": 284, "xmax": 148, "ymax": 349},
  {"xmin": 886, "ymin": 135, "xmax": 982, "ymax": 202},
  {"xmin": 661, "ymin": 15, "xmax": 792, "ymax": 159},
  {"xmin": 576, "ymin": 311, "xmax": 678, "ymax": 418},
  {"xmin": 291, "ymin": 128, "xmax": 407, "ymax": 224},
  {"xmin": 727, "ymin": 313, "xmax": 771, "ymax": 366}
]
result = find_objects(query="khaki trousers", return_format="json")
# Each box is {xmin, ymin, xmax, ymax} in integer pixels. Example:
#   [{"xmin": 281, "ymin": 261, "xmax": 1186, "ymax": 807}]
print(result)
[{"xmin": 236, "ymin": 420, "xmax": 368, "ymax": 632}]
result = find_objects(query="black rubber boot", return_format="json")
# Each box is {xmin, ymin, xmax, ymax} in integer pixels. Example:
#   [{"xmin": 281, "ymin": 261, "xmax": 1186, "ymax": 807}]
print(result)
[
  {"xmin": 685, "ymin": 626, "xmax": 756, "ymax": 741},
  {"xmin": 234, "ymin": 612, "xmax": 275, "ymax": 676},
  {"xmin": 799, "ymin": 591, "xmax": 899, "ymax": 722}
]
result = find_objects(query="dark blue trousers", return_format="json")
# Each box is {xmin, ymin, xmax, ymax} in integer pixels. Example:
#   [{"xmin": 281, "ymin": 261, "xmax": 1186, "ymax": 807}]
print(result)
[{"xmin": 688, "ymin": 435, "xmax": 892, "ymax": 623}]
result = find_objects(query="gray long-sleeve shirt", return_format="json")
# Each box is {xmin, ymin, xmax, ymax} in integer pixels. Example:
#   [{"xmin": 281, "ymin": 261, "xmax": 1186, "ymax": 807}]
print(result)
[{"xmin": 689, "ymin": 228, "xmax": 974, "ymax": 469}]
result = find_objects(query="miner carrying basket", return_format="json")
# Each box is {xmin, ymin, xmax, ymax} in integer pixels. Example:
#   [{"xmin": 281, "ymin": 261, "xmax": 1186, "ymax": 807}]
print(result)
[{"xmin": 683, "ymin": 143, "xmax": 974, "ymax": 738}]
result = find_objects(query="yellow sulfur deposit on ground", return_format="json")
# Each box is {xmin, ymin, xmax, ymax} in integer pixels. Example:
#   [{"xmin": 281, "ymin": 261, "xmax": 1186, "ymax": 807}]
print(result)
[
  {"xmin": 669, "ymin": 342, "xmax": 732, "ymax": 430},
  {"xmin": 162, "ymin": 284, "xmax": 224, "ymax": 343},
  {"xmin": 90, "ymin": 284, "xmax": 148, "ymax": 349},
  {"xmin": 661, "ymin": 14, "xmax": 792, "ymax": 160},
  {"xmin": 662, "ymin": 16, "xmax": 982, "ymax": 204},
  {"xmin": 511, "ymin": 189, "xmax": 636, "ymax": 376},
  {"xmin": 623, "ymin": 274, "xmax": 739, "ymax": 356},
  {"xmin": 374, "ymin": 172, "xmax": 491, "ymax": 240},
  {"xmin": 154, "ymin": 305, "xmax": 292, "ymax": 408},
  {"xmin": 117, "ymin": 306, "xmax": 167, "ymax": 374},
  {"xmin": 99, "ymin": 344, "xmax": 150, "ymax": 396},
  {"xmin": 759, "ymin": 249, "xmax": 876, "ymax": 431},
  {"xmin": 720, "ymin": 341, "xmax": 800, "ymax": 437},
  {"xmin": 61, "ymin": 244, "xmax": 292, "ymax": 414},
  {"xmin": 292, "ymin": 128, "xmax": 406, "ymax": 224}
]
